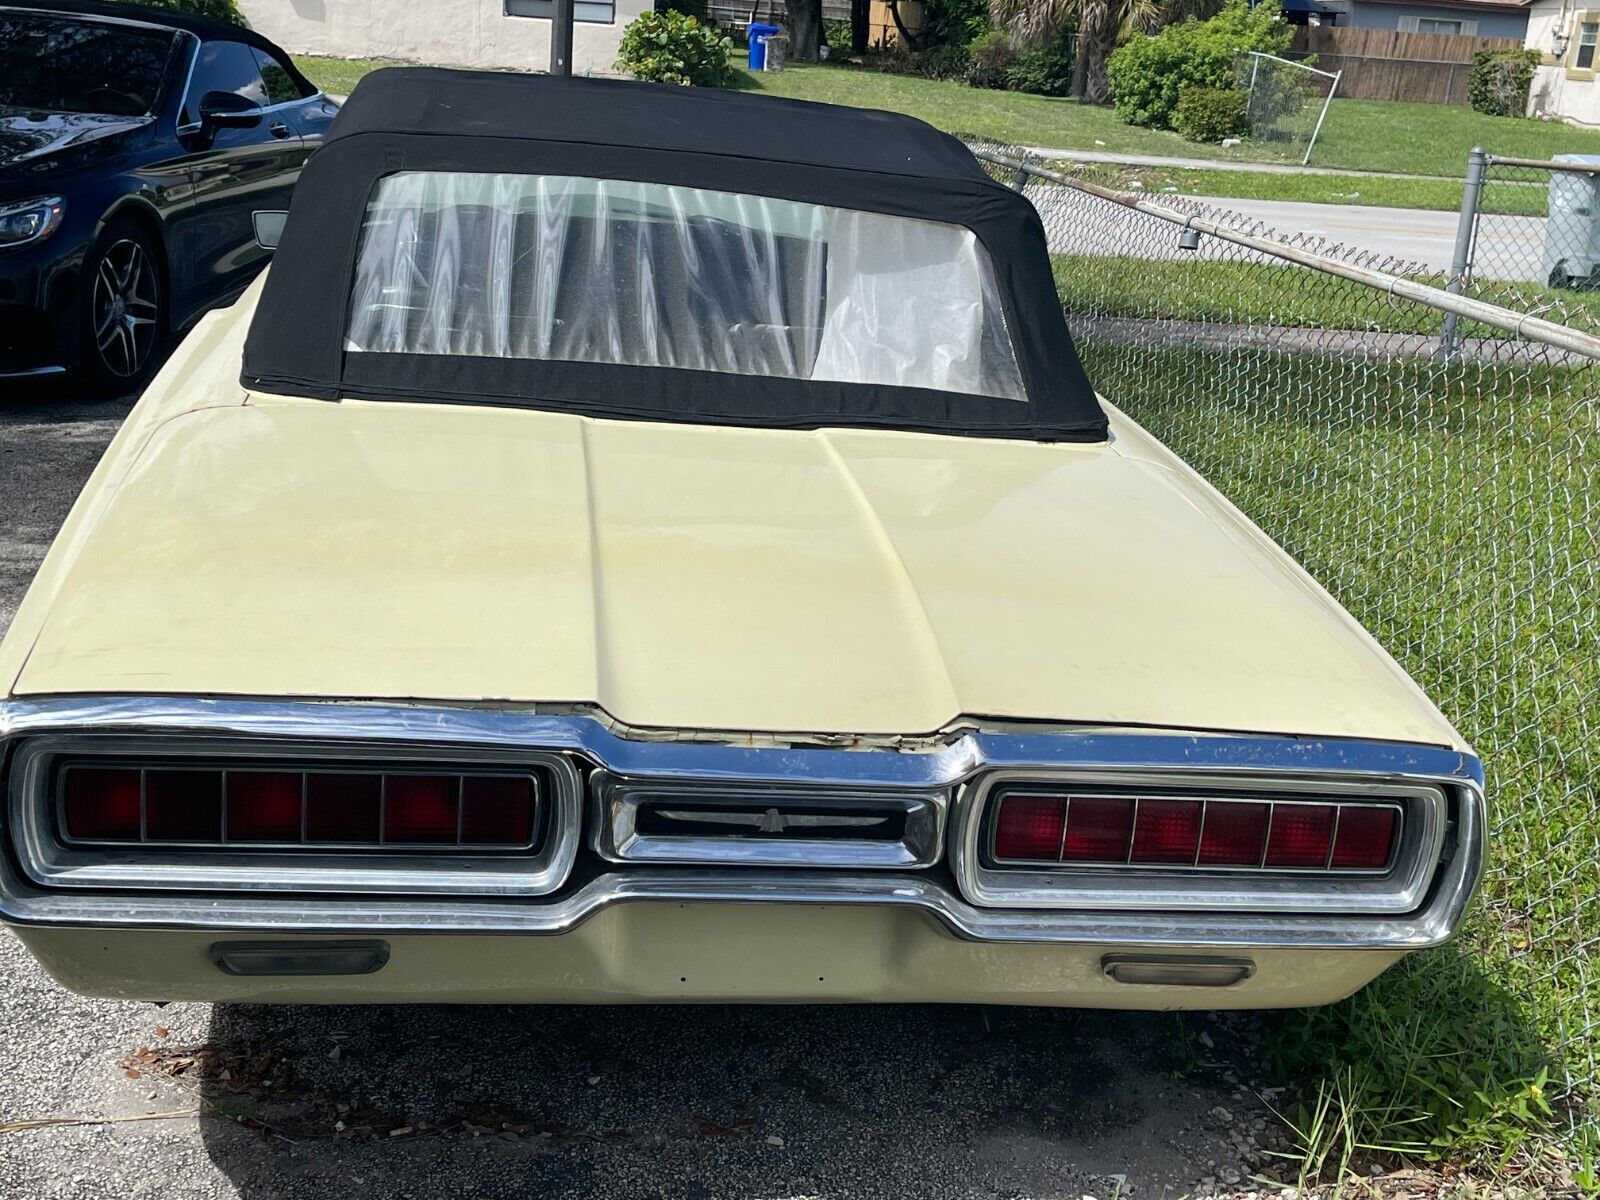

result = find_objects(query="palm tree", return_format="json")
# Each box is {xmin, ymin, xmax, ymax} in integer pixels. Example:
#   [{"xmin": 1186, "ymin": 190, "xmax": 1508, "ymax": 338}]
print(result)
[{"xmin": 989, "ymin": 0, "xmax": 1219, "ymax": 104}]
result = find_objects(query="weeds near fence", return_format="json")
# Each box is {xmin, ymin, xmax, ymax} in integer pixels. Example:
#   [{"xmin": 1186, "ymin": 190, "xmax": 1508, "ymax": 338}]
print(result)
[{"xmin": 981, "ymin": 145, "xmax": 1599, "ymax": 1185}]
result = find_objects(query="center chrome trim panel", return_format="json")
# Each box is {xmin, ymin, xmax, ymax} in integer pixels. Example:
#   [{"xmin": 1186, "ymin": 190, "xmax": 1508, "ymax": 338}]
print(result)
[
  {"xmin": 590, "ymin": 770, "xmax": 947, "ymax": 868},
  {"xmin": 0, "ymin": 696, "xmax": 1486, "ymax": 949}
]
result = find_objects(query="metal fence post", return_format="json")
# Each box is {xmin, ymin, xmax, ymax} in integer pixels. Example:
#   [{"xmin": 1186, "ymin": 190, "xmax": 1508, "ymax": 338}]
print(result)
[
  {"xmin": 1441, "ymin": 145, "xmax": 1487, "ymax": 362},
  {"xmin": 1010, "ymin": 165, "xmax": 1030, "ymax": 192}
]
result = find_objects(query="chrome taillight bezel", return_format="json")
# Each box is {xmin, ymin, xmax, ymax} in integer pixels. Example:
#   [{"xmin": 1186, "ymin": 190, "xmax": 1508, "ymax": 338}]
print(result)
[
  {"xmin": 953, "ymin": 768, "xmax": 1450, "ymax": 913},
  {"xmin": 7, "ymin": 733, "xmax": 582, "ymax": 896}
]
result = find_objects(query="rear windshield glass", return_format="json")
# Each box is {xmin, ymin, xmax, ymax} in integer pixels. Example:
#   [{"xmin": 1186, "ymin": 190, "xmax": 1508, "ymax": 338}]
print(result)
[
  {"xmin": 346, "ymin": 171, "xmax": 1027, "ymax": 402},
  {"xmin": 0, "ymin": 14, "xmax": 173, "ymax": 116}
]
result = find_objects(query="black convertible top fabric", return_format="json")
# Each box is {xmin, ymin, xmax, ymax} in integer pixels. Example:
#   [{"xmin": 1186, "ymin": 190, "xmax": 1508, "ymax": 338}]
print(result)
[
  {"xmin": 325, "ymin": 66, "xmax": 998, "ymax": 184},
  {"xmin": 243, "ymin": 68, "xmax": 1107, "ymax": 442},
  {"xmin": 18, "ymin": 0, "xmax": 319, "ymax": 94}
]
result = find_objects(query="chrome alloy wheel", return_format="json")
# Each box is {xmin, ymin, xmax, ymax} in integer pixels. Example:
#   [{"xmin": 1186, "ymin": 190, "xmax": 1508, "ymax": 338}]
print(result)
[{"xmin": 92, "ymin": 238, "xmax": 159, "ymax": 379}]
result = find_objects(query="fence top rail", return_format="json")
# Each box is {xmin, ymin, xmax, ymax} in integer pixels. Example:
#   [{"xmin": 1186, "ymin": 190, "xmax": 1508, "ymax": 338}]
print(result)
[
  {"xmin": 1242, "ymin": 49, "xmax": 1340, "ymax": 80},
  {"xmin": 976, "ymin": 149, "xmax": 1600, "ymax": 363},
  {"xmin": 1485, "ymin": 153, "xmax": 1600, "ymax": 174}
]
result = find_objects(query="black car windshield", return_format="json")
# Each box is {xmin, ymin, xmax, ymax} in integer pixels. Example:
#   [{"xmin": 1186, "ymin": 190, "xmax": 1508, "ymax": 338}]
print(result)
[{"xmin": 0, "ymin": 12, "xmax": 174, "ymax": 116}]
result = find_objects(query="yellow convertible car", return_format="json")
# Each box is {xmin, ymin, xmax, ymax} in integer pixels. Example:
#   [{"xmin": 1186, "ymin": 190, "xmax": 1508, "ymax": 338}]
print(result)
[{"xmin": 0, "ymin": 69, "xmax": 1482, "ymax": 1006}]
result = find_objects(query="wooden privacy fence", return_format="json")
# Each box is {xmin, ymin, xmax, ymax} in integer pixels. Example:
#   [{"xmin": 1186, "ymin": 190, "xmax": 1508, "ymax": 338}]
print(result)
[{"xmin": 1290, "ymin": 26, "xmax": 1520, "ymax": 104}]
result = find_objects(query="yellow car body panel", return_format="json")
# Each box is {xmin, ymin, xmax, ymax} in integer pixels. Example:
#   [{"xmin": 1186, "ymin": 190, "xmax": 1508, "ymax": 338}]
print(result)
[
  {"xmin": 13, "ymin": 907, "xmax": 1405, "ymax": 1009},
  {"xmin": 0, "ymin": 283, "xmax": 1461, "ymax": 751}
]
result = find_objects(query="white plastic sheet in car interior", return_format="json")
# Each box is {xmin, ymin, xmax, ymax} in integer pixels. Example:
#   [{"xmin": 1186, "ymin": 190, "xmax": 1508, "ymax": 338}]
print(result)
[{"xmin": 344, "ymin": 171, "xmax": 1027, "ymax": 402}]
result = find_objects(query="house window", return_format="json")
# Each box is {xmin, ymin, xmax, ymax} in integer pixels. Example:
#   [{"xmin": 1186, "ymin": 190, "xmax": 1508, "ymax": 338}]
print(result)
[
  {"xmin": 505, "ymin": 0, "xmax": 617, "ymax": 24},
  {"xmin": 1397, "ymin": 15, "xmax": 1477, "ymax": 34},
  {"xmin": 1578, "ymin": 21, "xmax": 1599, "ymax": 70}
]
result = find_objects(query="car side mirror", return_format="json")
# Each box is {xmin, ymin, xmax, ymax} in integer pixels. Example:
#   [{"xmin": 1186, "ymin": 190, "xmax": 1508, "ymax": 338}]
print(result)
[
  {"xmin": 199, "ymin": 89, "xmax": 263, "ymax": 130},
  {"xmin": 253, "ymin": 210, "xmax": 288, "ymax": 250}
]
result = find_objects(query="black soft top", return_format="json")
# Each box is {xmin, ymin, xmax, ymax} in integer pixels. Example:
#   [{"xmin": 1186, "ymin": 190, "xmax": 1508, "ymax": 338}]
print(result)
[
  {"xmin": 244, "ymin": 68, "xmax": 1107, "ymax": 442},
  {"xmin": 326, "ymin": 66, "xmax": 999, "ymax": 184},
  {"xmin": 10, "ymin": 0, "xmax": 315, "ymax": 86}
]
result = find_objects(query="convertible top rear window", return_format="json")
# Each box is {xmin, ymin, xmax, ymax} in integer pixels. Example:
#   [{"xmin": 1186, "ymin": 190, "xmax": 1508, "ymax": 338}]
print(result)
[
  {"xmin": 347, "ymin": 172, "xmax": 1027, "ymax": 402},
  {"xmin": 243, "ymin": 68, "xmax": 1107, "ymax": 442}
]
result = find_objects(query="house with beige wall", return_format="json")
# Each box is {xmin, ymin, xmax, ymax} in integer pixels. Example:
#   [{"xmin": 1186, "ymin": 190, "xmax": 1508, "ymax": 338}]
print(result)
[
  {"xmin": 1527, "ymin": 0, "xmax": 1600, "ymax": 123},
  {"xmin": 236, "ymin": 0, "xmax": 650, "ymax": 76}
]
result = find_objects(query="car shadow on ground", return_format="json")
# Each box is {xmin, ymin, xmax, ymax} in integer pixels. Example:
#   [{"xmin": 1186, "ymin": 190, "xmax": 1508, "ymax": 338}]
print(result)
[{"xmin": 178, "ymin": 1001, "xmax": 1280, "ymax": 1199}]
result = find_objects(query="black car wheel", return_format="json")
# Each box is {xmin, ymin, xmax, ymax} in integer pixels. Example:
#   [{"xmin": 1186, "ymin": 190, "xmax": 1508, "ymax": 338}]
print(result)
[{"xmin": 79, "ymin": 219, "xmax": 165, "ymax": 393}]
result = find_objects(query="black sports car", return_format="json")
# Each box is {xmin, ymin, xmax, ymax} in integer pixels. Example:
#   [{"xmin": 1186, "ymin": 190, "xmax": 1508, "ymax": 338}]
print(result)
[{"xmin": 0, "ymin": 0, "xmax": 337, "ymax": 390}]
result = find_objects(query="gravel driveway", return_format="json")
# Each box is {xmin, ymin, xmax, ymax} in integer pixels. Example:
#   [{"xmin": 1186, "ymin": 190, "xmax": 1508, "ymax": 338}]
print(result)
[{"xmin": 0, "ymin": 377, "xmax": 1289, "ymax": 1200}]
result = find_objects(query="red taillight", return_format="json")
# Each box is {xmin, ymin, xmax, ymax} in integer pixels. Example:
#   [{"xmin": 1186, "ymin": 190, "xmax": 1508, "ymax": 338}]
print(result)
[
  {"xmin": 990, "ymin": 790, "xmax": 1400, "ymax": 873},
  {"xmin": 144, "ymin": 770, "xmax": 223, "ymax": 841},
  {"xmin": 384, "ymin": 775, "xmax": 459, "ymax": 844},
  {"xmin": 461, "ymin": 776, "xmax": 536, "ymax": 845},
  {"xmin": 1264, "ymin": 804, "xmax": 1338, "ymax": 868},
  {"xmin": 992, "ymin": 794, "xmax": 1065, "ymax": 861},
  {"xmin": 59, "ymin": 764, "xmax": 539, "ymax": 850},
  {"xmin": 1062, "ymin": 796, "xmax": 1135, "ymax": 862},
  {"xmin": 1197, "ymin": 801, "xmax": 1269, "ymax": 866},
  {"xmin": 227, "ymin": 772, "xmax": 302, "ymax": 842},
  {"xmin": 306, "ymin": 772, "xmax": 382, "ymax": 843},
  {"xmin": 1130, "ymin": 798, "xmax": 1202, "ymax": 864},
  {"xmin": 1330, "ymin": 805, "xmax": 1397, "ymax": 869},
  {"xmin": 62, "ymin": 767, "xmax": 142, "ymax": 840}
]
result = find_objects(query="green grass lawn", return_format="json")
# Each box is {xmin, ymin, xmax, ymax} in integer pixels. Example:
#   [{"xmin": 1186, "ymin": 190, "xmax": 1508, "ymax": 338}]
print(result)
[
  {"xmin": 734, "ymin": 63, "xmax": 1600, "ymax": 178},
  {"xmin": 293, "ymin": 54, "xmax": 397, "ymax": 97},
  {"xmin": 1051, "ymin": 254, "xmax": 1600, "ymax": 335},
  {"xmin": 292, "ymin": 53, "xmax": 1600, "ymax": 181},
  {"xmin": 1090, "ymin": 331, "xmax": 1600, "ymax": 1183},
  {"xmin": 1046, "ymin": 160, "xmax": 1549, "ymax": 216}
]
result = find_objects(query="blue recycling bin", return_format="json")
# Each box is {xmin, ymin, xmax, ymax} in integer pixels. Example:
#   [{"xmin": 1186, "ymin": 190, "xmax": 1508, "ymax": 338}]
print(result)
[{"xmin": 747, "ymin": 23, "xmax": 781, "ymax": 70}]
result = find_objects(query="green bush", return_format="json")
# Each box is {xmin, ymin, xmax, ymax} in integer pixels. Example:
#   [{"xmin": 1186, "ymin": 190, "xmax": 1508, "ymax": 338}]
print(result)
[
  {"xmin": 1006, "ymin": 33, "xmax": 1075, "ymax": 97},
  {"xmin": 615, "ymin": 9, "xmax": 735, "ymax": 86},
  {"xmin": 1172, "ymin": 86, "xmax": 1249, "ymax": 142},
  {"xmin": 655, "ymin": 0, "xmax": 709, "ymax": 22},
  {"xmin": 823, "ymin": 17, "xmax": 854, "ymax": 57},
  {"xmin": 923, "ymin": 0, "xmax": 991, "ymax": 49},
  {"xmin": 867, "ymin": 42, "xmax": 971, "ymax": 80},
  {"xmin": 965, "ymin": 29, "xmax": 1017, "ymax": 89},
  {"xmin": 1469, "ymin": 47, "xmax": 1540, "ymax": 117},
  {"xmin": 1107, "ymin": 0, "xmax": 1291, "ymax": 130},
  {"xmin": 113, "ymin": 0, "xmax": 244, "ymax": 22}
]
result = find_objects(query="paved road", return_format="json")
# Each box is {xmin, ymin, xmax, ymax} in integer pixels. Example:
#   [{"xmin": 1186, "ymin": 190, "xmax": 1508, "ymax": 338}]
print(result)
[
  {"xmin": 1183, "ymin": 196, "xmax": 1544, "ymax": 280},
  {"xmin": 0, "ymin": 378, "xmax": 1292, "ymax": 1199},
  {"xmin": 1023, "ymin": 146, "xmax": 1447, "ymax": 181},
  {"xmin": 1027, "ymin": 183, "xmax": 1546, "ymax": 281}
]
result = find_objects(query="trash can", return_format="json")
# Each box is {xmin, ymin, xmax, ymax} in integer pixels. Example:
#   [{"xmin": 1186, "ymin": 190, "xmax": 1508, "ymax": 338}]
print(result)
[
  {"xmin": 747, "ymin": 22, "xmax": 781, "ymax": 70},
  {"xmin": 1542, "ymin": 153, "xmax": 1600, "ymax": 289},
  {"xmin": 761, "ymin": 32, "xmax": 789, "ymax": 71}
]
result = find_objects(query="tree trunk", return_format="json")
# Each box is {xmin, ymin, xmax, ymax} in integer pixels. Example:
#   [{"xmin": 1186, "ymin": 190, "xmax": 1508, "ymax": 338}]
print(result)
[
  {"xmin": 1070, "ymin": 2, "xmax": 1106, "ymax": 101},
  {"xmin": 786, "ymin": 0, "xmax": 822, "ymax": 61},
  {"xmin": 1069, "ymin": 30, "xmax": 1092, "ymax": 99},
  {"xmin": 1082, "ymin": 22, "xmax": 1117, "ymax": 104},
  {"xmin": 851, "ymin": 0, "xmax": 870, "ymax": 54}
]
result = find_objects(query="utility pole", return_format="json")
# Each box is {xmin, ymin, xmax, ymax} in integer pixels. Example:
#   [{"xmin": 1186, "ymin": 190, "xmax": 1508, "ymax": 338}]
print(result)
[{"xmin": 550, "ymin": 0, "xmax": 574, "ymax": 74}]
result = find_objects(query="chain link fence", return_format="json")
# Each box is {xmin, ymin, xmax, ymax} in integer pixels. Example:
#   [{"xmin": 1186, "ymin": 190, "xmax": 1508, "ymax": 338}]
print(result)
[
  {"xmin": 1238, "ymin": 51, "xmax": 1341, "ymax": 167},
  {"xmin": 973, "ymin": 144, "xmax": 1600, "ymax": 1136},
  {"xmin": 1456, "ymin": 151, "xmax": 1600, "ymax": 334}
]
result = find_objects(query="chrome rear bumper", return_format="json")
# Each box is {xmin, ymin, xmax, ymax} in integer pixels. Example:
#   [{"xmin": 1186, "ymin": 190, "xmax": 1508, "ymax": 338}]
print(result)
[{"xmin": 0, "ymin": 696, "xmax": 1485, "ymax": 951}]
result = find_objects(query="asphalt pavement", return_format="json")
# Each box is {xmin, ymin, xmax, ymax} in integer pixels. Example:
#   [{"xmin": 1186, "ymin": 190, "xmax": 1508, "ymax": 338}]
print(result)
[
  {"xmin": 0, "ymin": 377, "xmax": 1293, "ymax": 1200},
  {"xmin": 1181, "ymin": 196, "xmax": 1543, "ymax": 280}
]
